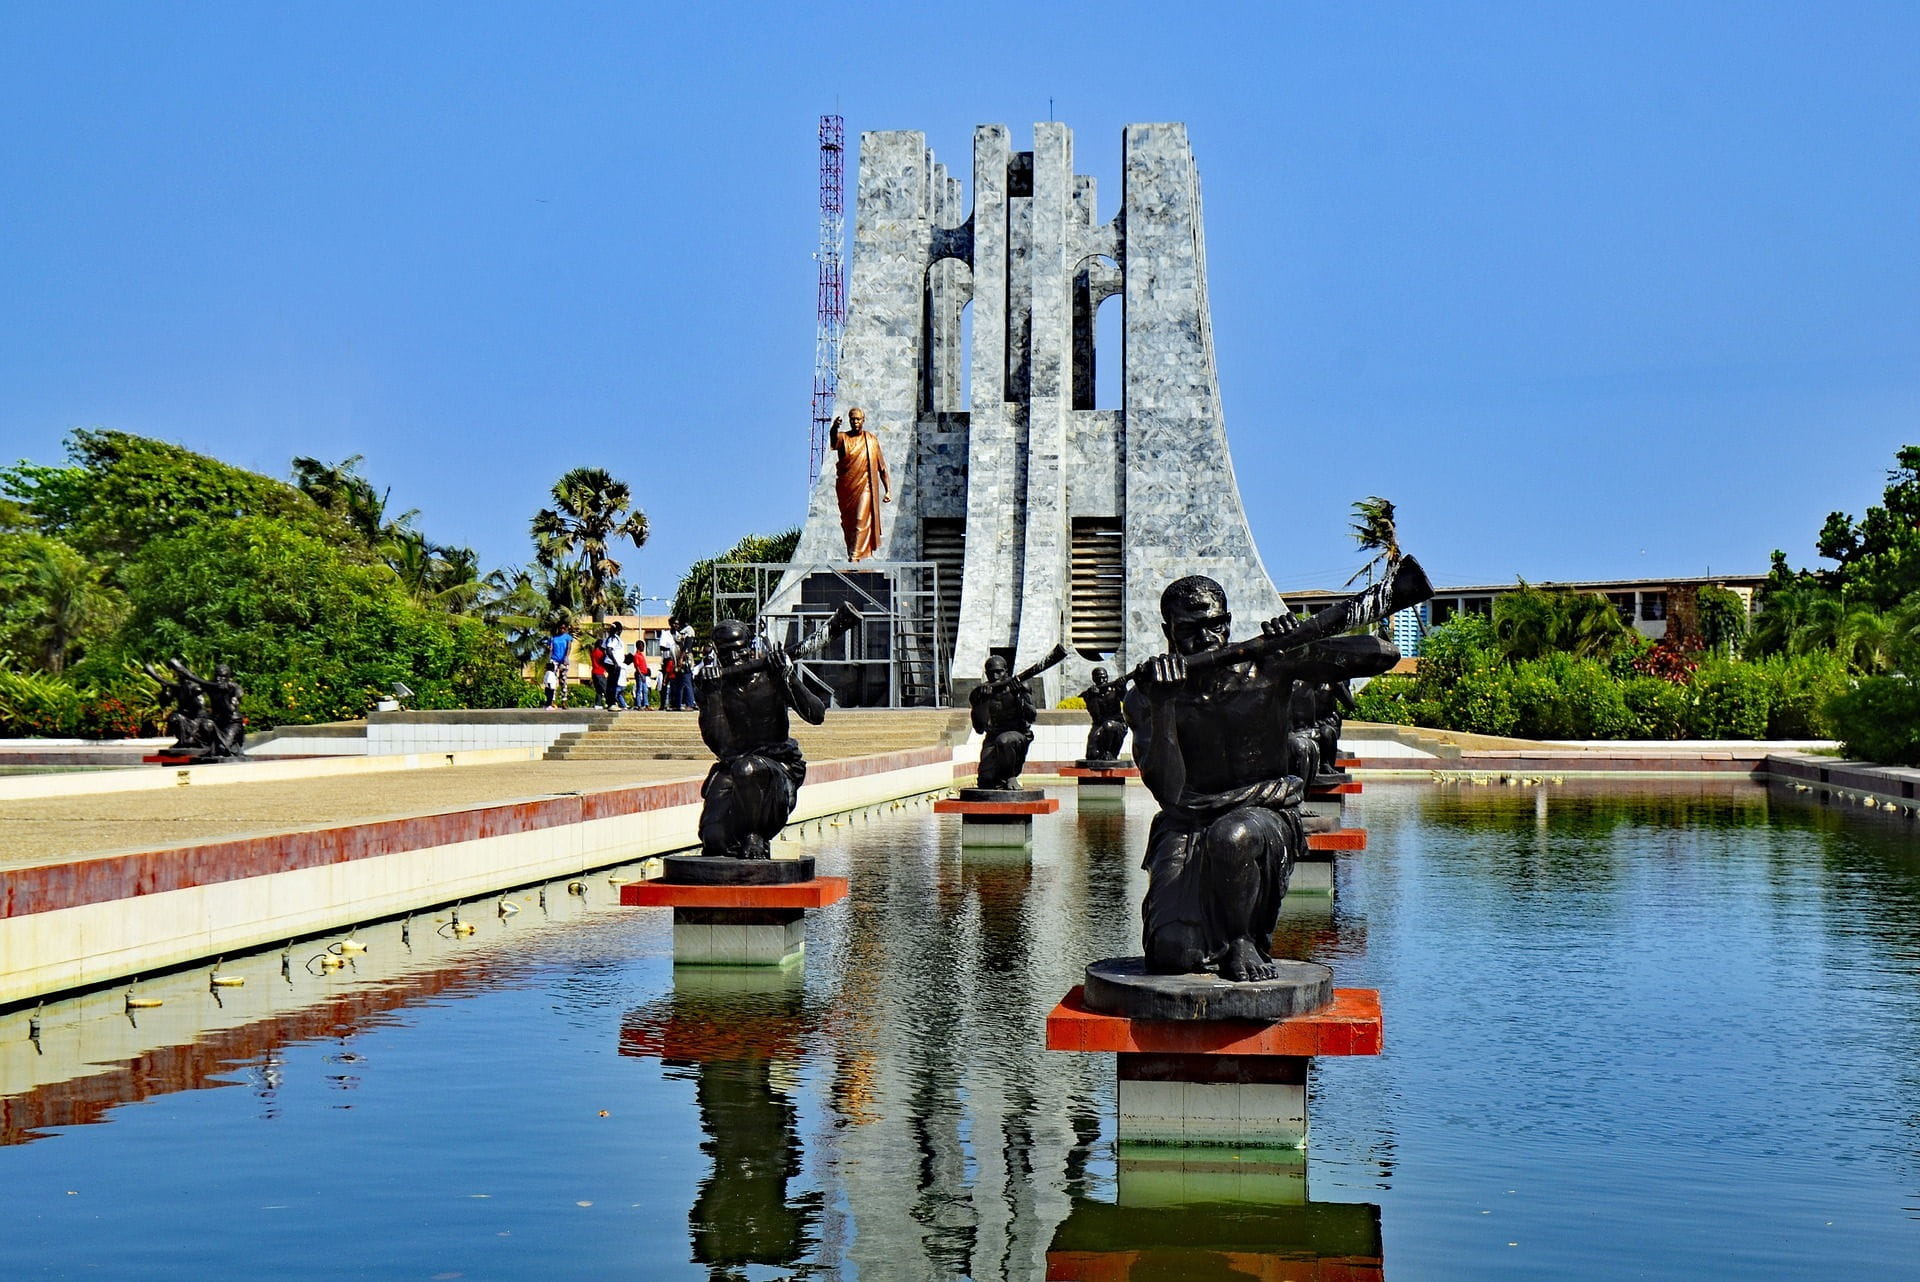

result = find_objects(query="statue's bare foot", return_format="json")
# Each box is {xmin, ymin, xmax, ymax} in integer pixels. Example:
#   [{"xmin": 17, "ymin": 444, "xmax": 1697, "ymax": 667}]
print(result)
[{"xmin": 1220, "ymin": 938, "xmax": 1280, "ymax": 982}]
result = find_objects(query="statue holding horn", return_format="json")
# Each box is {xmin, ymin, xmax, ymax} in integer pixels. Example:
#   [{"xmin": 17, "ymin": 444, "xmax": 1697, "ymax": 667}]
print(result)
[
  {"xmin": 969, "ymin": 644, "xmax": 1068, "ymax": 791},
  {"xmin": 1125, "ymin": 558, "xmax": 1432, "ymax": 982}
]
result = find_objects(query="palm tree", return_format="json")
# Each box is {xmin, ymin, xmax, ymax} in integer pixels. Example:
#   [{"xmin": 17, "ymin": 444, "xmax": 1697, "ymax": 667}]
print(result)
[
  {"xmin": 1836, "ymin": 606, "xmax": 1897, "ymax": 674},
  {"xmin": 531, "ymin": 468, "xmax": 649, "ymax": 624},
  {"xmin": 291, "ymin": 454, "xmax": 397, "ymax": 545},
  {"xmin": 21, "ymin": 540, "xmax": 121, "ymax": 673},
  {"xmin": 1345, "ymin": 496, "xmax": 1401, "ymax": 586},
  {"xmin": 1749, "ymin": 584, "xmax": 1828, "ymax": 657}
]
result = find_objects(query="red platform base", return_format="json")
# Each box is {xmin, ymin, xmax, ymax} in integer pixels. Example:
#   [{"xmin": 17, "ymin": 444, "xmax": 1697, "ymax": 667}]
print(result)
[
  {"xmin": 1046, "ymin": 987, "xmax": 1382, "ymax": 1058},
  {"xmin": 1061, "ymin": 766, "xmax": 1140, "ymax": 781},
  {"xmin": 933, "ymin": 798, "xmax": 1061, "ymax": 816},
  {"xmin": 1307, "ymin": 782, "xmax": 1362, "ymax": 799},
  {"xmin": 142, "ymin": 753, "xmax": 197, "ymax": 765},
  {"xmin": 619, "ymin": 876, "xmax": 849, "ymax": 910},
  {"xmin": 1304, "ymin": 828, "xmax": 1368, "ymax": 853}
]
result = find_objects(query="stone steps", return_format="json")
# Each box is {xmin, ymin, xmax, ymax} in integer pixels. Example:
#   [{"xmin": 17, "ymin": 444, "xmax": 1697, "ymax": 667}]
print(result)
[{"xmin": 544, "ymin": 709, "xmax": 967, "ymax": 762}]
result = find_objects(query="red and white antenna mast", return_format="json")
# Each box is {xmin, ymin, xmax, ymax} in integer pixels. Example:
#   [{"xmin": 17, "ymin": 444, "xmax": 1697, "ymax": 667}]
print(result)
[{"xmin": 810, "ymin": 114, "xmax": 846, "ymax": 487}]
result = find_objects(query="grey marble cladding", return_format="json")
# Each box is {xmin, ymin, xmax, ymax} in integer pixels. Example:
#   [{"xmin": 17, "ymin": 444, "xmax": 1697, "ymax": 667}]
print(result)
[{"xmin": 791, "ymin": 121, "xmax": 1285, "ymax": 703}]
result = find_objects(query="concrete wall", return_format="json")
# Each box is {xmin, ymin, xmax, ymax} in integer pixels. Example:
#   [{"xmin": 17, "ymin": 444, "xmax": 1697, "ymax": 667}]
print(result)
[{"xmin": 0, "ymin": 748, "xmax": 957, "ymax": 1007}]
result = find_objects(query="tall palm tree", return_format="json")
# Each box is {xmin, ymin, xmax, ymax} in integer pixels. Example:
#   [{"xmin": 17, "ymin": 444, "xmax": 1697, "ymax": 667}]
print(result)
[
  {"xmin": 1345, "ymin": 496, "xmax": 1401, "ymax": 586},
  {"xmin": 291, "ymin": 454, "xmax": 396, "ymax": 545},
  {"xmin": 531, "ymin": 468, "xmax": 649, "ymax": 624},
  {"xmin": 1749, "ymin": 584, "xmax": 1828, "ymax": 657}
]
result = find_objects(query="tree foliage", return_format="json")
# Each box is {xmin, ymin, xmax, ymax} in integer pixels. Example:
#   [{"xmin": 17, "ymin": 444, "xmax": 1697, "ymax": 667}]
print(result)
[
  {"xmin": 672, "ymin": 528, "xmax": 803, "ymax": 638},
  {"xmin": 119, "ymin": 517, "xmax": 523, "ymax": 726},
  {"xmin": 1489, "ymin": 582, "xmax": 1632, "ymax": 662},
  {"xmin": 1, "ymin": 430, "xmax": 348, "ymax": 562},
  {"xmin": 531, "ymin": 467, "xmax": 649, "ymax": 623}
]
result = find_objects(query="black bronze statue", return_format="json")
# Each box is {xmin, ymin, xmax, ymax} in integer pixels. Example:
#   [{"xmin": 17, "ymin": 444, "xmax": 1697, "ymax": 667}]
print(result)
[
  {"xmin": 692, "ymin": 620, "xmax": 829, "ymax": 859},
  {"xmin": 1125, "ymin": 561, "xmax": 1430, "ymax": 982},
  {"xmin": 1285, "ymin": 679, "xmax": 1356, "ymax": 786},
  {"xmin": 970, "ymin": 657, "xmax": 1034, "ymax": 790},
  {"xmin": 1078, "ymin": 667, "xmax": 1130, "ymax": 763},
  {"xmin": 968, "ymin": 645, "xmax": 1067, "ymax": 790},
  {"xmin": 143, "ymin": 658, "xmax": 245, "ymax": 761}
]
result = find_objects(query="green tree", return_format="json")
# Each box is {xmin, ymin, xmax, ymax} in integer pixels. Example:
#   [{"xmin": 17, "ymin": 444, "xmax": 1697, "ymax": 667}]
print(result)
[
  {"xmin": 119, "ymin": 517, "xmax": 523, "ymax": 726},
  {"xmin": 531, "ymin": 468, "xmax": 649, "ymax": 624},
  {"xmin": 672, "ymin": 528, "xmax": 803, "ymax": 636},
  {"xmin": 1808, "ymin": 444, "xmax": 1920, "ymax": 610},
  {"xmin": 1491, "ymin": 582, "xmax": 1630, "ymax": 662},
  {"xmin": 0, "ymin": 533, "xmax": 123, "ymax": 673},
  {"xmin": 1696, "ymin": 585, "xmax": 1749, "ymax": 655},
  {"xmin": 2, "ymin": 430, "xmax": 348, "ymax": 563}
]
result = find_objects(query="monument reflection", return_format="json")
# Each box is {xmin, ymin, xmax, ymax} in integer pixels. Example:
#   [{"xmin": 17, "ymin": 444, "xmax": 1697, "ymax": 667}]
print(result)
[{"xmin": 618, "ymin": 967, "xmax": 821, "ymax": 1279}]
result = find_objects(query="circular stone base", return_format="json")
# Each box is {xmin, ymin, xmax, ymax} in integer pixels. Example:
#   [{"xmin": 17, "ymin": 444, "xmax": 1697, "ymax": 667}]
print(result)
[
  {"xmin": 1312, "ymin": 771, "xmax": 1352, "ymax": 789},
  {"xmin": 1083, "ymin": 956, "xmax": 1334, "ymax": 1021},
  {"xmin": 1302, "ymin": 810, "xmax": 1337, "ymax": 835},
  {"xmin": 1075, "ymin": 759, "xmax": 1132, "ymax": 770},
  {"xmin": 959, "ymin": 787, "xmax": 1045, "ymax": 802},
  {"xmin": 660, "ymin": 854, "xmax": 816, "ymax": 885}
]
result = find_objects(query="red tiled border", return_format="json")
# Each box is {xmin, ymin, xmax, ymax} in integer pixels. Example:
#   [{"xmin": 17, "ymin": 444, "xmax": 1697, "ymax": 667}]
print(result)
[
  {"xmin": 933, "ymin": 798, "xmax": 1062, "ymax": 816},
  {"xmin": 1061, "ymin": 766, "xmax": 1141, "ymax": 779},
  {"xmin": 618, "ymin": 875, "xmax": 849, "ymax": 910},
  {"xmin": 1046, "ymin": 986, "xmax": 1382, "ymax": 1057},
  {"xmin": 1, "ymin": 747, "xmax": 952, "ymax": 920},
  {"xmin": 1306, "ymin": 829, "xmax": 1368, "ymax": 852}
]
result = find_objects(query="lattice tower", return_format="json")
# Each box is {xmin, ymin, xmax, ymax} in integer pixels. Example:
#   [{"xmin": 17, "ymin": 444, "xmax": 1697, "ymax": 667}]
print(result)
[{"xmin": 809, "ymin": 114, "xmax": 846, "ymax": 485}]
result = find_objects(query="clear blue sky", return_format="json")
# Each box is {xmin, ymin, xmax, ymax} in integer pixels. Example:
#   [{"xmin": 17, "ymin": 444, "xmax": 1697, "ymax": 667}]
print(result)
[{"xmin": 3, "ymin": 2, "xmax": 1915, "ymax": 600}]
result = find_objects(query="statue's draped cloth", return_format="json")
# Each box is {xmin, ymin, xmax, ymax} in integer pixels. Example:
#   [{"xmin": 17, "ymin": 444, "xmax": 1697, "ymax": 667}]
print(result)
[
  {"xmin": 1141, "ymin": 775, "xmax": 1305, "ymax": 966},
  {"xmin": 699, "ymin": 738, "xmax": 808, "ymax": 855},
  {"xmin": 833, "ymin": 429, "xmax": 886, "ymax": 561}
]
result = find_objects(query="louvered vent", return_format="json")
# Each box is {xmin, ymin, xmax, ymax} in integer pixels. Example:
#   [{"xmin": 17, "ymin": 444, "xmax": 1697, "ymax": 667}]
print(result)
[{"xmin": 1071, "ymin": 517, "xmax": 1124, "ymax": 659}]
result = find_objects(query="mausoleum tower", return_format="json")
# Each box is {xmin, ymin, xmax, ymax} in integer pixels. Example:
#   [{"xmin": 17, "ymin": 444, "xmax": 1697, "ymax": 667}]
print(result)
[{"xmin": 789, "ymin": 122, "xmax": 1285, "ymax": 703}]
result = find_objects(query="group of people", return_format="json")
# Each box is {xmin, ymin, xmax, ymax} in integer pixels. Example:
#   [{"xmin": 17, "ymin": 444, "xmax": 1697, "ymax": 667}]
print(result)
[{"xmin": 540, "ymin": 617, "xmax": 705, "ymax": 711}]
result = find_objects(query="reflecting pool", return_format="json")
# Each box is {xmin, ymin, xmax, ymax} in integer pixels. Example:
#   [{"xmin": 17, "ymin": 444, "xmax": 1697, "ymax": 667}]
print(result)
[{"xmin": 1, "ymin": 780, "xmax": 1916, "ymax": 1280}]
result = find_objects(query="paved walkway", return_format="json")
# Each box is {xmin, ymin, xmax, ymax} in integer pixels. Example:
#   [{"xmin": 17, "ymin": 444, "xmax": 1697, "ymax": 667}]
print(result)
[{"xmin": 0, "ymin": 759, "xmax": 706, "ymax": 869}]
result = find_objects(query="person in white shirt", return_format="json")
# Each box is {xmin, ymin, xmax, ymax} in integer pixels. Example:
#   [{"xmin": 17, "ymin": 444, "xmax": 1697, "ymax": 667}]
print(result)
[{"xmin": 603, "ymin": 622, "xmax": 630, "ymax": 710}]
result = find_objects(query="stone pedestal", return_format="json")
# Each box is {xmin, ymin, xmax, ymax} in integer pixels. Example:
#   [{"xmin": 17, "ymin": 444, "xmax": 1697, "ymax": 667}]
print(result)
[
  {"xmin": 620, "ymin": 860, "xmax": 848, "ymax": 967},
  {"xmin": 934, "ymin": 787, "xmax": 1060, "ymax": 847},
  {"xmin": 1306, "ymin": 779, "xmax": 1361, "ymax": 804},
  {"xmin": 1291, "ymin": 828, "xmax": 1370, "ymax": 897},
  {"xmin": 1047, "ymin": 966, "xmax": 1381, "ymax": 1150},
  {"xmin": 1064, "ymin": 761, "xmax": 1137, "ymax": 808}
]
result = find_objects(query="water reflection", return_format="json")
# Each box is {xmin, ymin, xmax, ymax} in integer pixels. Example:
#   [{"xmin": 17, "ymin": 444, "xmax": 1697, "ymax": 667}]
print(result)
[
  {"xmin": 620, "ymin": 969, "xmax": 822, "ymax": 1279},
  {"xmin": 1047, "ymin": 1192, "xmax": 1382, "ymax": 1281}
]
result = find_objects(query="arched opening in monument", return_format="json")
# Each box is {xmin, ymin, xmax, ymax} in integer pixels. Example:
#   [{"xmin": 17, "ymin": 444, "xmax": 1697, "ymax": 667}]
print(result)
[
  {"xmin": 1094, "ymin": 289, "xmax": 1121, "ymax": 410},
  {"xmin": 1071, "ymin": 254, "xmax": 1122, "ymax": 411},
  {"xmin": 957, "ymin": 298, "xmax": 972, "ymax": 413},
  {"xmin": 921, "ymin": 259, "xmax": 972, "ymax": 416}
]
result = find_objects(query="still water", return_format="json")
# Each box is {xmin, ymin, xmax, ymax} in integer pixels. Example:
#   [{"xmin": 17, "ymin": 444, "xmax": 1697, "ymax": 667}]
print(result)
[{"xmin": 1, "ymin": 780, "xmax": 1916, "ymax": 1280}]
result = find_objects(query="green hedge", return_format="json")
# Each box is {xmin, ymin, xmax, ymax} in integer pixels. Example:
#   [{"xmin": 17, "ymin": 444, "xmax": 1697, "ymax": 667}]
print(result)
[
  {"xmin": 1351, "ymin": 630, "xmax": 1853, "ymax": 741},
  {"xmin": 1828, "ymin": 676, "xmax": 1920, "ymax": 764}
]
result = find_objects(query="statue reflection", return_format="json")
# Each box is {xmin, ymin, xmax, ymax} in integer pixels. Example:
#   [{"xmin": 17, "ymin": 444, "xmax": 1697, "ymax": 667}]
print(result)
[
  {"xmin": 618, "ymin": 968, "xmax": 821, "ymax": 1280},
  {"xmin": 1047, "ymin": 1184, "xmax": 1383, "ymax": 1281}
]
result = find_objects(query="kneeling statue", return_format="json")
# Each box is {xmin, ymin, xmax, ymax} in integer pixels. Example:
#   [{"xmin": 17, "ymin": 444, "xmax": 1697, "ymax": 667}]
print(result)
[
  {"xmin": 693, "ymin": 620, "xmax": 828, "ymax": 858},
  {"xmin": 1126, "ymin": 564, "xmax": 1428, "ymax": 981},
  {"xmin": 1078, "ymin": 666, "xmax": 1130, "ymax": 763}
]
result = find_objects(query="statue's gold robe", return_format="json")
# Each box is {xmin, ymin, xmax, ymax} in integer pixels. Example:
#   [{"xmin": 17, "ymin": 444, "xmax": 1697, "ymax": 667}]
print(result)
[{"xmin": 832, "ymin": 427, "xmax": 889, "ymax": 561}]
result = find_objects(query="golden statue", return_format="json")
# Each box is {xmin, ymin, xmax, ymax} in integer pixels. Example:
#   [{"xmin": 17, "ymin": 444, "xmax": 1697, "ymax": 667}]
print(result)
[{"xmin": 831, "ymin": 407, "xmax": 892, "ymax": 561}]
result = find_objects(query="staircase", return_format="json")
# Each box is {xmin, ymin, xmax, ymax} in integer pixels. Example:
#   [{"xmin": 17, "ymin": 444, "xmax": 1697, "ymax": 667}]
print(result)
[{"xmin": 544, "ymin": 708, "xmax": 970, "ymax": 762}]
